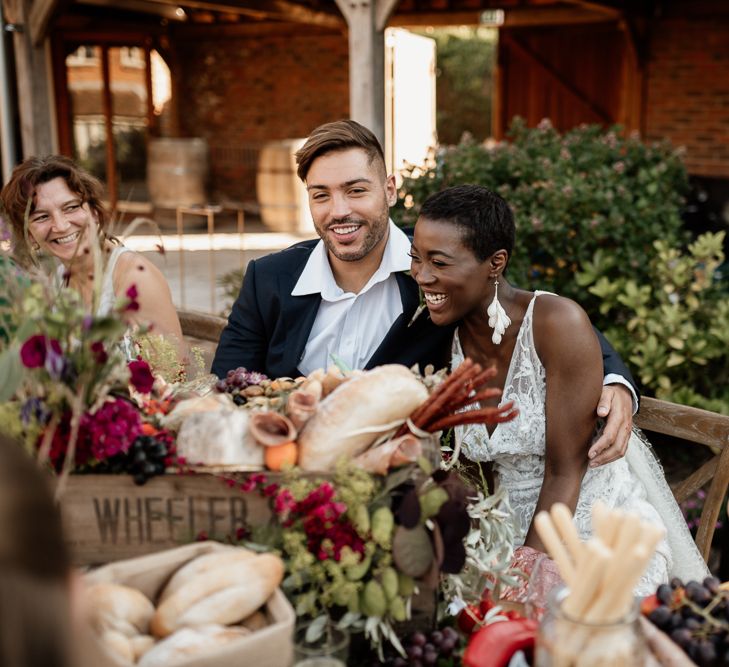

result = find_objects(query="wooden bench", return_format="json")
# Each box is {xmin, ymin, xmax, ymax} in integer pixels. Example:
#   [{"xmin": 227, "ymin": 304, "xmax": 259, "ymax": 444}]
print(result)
[
  {"xmin": 178, "ymin": 309, "xmax": 227, "ymax": 344},
  {"xmin": 635, "ymin": 397, "xmax": 729, "ymax": 562}
]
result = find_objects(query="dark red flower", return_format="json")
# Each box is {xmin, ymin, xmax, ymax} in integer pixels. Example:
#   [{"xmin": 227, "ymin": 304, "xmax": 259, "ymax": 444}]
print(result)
[
  {"xmin": 90, "ymin": 341, "xmax": 108, "ymax": 365},
  {"xmin": 20, "ymin": 334, "xmax": 51, "ymax": 368},
  {"xmin": 128, "ymin": 359, "xmax": 154, "ymax": 394},
  {"xmin": 123, "ymin": 284, "xmax": 140, "ymax": 312}
]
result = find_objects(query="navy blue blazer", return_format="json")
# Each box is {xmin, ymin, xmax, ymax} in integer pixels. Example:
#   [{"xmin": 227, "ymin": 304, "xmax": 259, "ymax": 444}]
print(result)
[{"xmin": 211, "ymin": 239, "xmax": 639, "ymax": 402}]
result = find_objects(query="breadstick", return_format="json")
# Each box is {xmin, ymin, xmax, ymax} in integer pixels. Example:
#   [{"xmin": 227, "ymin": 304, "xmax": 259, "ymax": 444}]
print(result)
[
  {"xmin": 592, "ymin": 503, "xmax": 622, "ymax": 548},
  {"xmin": 534, "ymin": 511, "xmax": 576, "ymax": 586},
  {"xmin": 550, "ymin": 503, "xmax": 584, "ymax": 564},
  {"xmin": 611, "ymin": 512, "xmax": 642, "ymax": 557},
  {"xmin": 562, "ymin": 538, "xmax": 611, "ymax": 618},
  {"xmin": 584, "ymin": 544, "xmax": 650, "ymax": 624}
]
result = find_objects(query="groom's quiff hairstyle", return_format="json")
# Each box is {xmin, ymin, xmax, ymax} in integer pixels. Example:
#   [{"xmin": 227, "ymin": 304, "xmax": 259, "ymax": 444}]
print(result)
[
  {"xmin": 419, "ymin": 184, "xmax": 515, "ymax": 263},
  {"xmin": 295, "ymin": 119, "xmax": 386, "ymax": 182}
]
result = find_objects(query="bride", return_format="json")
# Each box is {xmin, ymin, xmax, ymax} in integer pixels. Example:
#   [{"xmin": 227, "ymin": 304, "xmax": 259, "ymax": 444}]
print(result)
[{"xmin": 408, "ymin": 184, "xmax": 708, "ymax": 593}]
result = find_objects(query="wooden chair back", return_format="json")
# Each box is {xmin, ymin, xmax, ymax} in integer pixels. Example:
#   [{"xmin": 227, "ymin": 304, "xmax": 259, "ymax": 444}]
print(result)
[
  {"xmin": 178, "ymin": 309, "xmax": 227, "ymax": 344},
  {"xmin": 635, "ymin": 397, "xmax": 729, "ymax": 562}
]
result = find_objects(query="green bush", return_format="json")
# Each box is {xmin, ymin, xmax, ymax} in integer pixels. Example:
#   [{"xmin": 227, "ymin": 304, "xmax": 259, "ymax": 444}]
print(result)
[
  {"xmin": 393, "ymin": 118, "xmax": 690, "ymax": 325},
  {"xmin": 576, "ymin": 232, "xmax": 729, "ymax": 413}
]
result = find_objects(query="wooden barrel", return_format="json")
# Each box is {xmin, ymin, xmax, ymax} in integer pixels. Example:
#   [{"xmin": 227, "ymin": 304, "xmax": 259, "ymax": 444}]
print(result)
[
  {"xmin": 256, "ymin": 138, "xmax": 314, "ymax": 234},
  {"xmin": 147, "ymin": 138, "xmax": 209, "ymax": 208}
]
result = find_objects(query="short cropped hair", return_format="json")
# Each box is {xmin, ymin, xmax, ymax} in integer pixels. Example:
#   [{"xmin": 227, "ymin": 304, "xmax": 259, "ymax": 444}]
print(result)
[
  {"xmin": 418, "ymin": 184, "xmax": 515, "ymax": 263},
  {"xmin": 0, "ymin": 155, "xmax": 110, "ymax": 266},
  {"xmin": 295, "ymin": 119, "xmax": 386, "ymax": 182}
]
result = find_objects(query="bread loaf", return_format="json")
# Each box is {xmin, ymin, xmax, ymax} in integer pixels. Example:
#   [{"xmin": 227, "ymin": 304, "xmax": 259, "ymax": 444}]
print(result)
[
  {"xmin": 298, "ymin": 365, "xmax": 428, "ymax": 470},
  {"xmin": 159, "ymin": 547, "xmax": 255, "ymax": 603},
  {"xmin": 98, "ymin": 629, "xmax": 135, "ymax": 664},
  {"xmin": 151, "ymin": 553, "xmax": 284, "ymax": 637},
  {"xmin": 85, "ymin": 582, "xmax": 155, "ymax": 637},
  {"xmin": 138, "ymin": 625, "xmax": 250, "ymax": 667},
  {"xmin": 130, "ymin": 634, "xmax": 156, "ymax": 661}
]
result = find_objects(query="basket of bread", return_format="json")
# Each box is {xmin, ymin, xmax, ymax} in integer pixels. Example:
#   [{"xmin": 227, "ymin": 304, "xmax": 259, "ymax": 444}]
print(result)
[{"xmin": 81, "ymin": 542, "xmax": 293, "ymax": 667}]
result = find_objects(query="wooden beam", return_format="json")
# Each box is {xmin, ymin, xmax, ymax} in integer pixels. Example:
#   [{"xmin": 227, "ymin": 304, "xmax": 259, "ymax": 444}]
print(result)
[
  {"xmin": 375, "ymin": 0, "xmax": 399, "ymax": 30},
  {"xmin": 100, "ymin": 46, "xmax": 118, "ymax": 210},
  {"xmin": 9, "ymin": 0, "xmax": 56, "ymax": 156},
  {"xmin": 503, "ymin": 33, "xmax": 612, "ymax": 124},
  {"xmin": 170, "ymin": 19, "xmax": 338, "ymax": 38},
  {"xmin": 559, "ymin": 0, "xmax": 621, "ymax": 18},
  {"xmin": 125, "ymin": 0, "xmax": 343, "ymax": 27},
  {"xmin": 389, "ymin": 6, "xmax": 617, "ymax": 27},
  {"xmin": 28, "ymin": 0, "xmax": 60, "ymax": 45},
  {"xmin": 335, "ymin": 0, "xmax": 386, "ymax": 144},
  {"xmin": 76, "ymin": 0, "xmax": 184, "ymax": 21}
]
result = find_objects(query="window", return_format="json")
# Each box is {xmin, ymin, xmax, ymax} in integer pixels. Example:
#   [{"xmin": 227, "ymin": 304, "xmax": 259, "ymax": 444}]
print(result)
[
  {"xmin": 66, "ymin": 46, "xmax": 99, "ymax": 66},
  {"xmin": 120, "ymin": 47, "xmax": 145, "ymax": 69}
]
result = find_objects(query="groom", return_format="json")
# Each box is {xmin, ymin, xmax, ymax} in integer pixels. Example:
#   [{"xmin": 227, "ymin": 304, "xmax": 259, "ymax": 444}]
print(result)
[{"xmin": 212, "ymin": 119, "xmax": 637, "ymax": 467}]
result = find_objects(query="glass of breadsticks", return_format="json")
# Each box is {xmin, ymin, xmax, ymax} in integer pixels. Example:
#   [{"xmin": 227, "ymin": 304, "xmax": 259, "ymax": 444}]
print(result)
[{"xmin": 533, "ymin": 502, "xmax": 665, "ymax": 667}]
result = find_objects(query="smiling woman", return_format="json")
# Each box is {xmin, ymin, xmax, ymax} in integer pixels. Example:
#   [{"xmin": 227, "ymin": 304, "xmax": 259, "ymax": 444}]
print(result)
[{"xmin": 0, "ymin": 155, "xmax": 183, "ymax": 360}]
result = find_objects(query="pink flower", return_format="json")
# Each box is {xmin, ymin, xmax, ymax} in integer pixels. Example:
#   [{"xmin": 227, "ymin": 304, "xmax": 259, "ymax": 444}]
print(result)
[
  {"xmin": 263, "ymin": 482, "xmax": 280, "ymax": 497},
  {"xmin": 20, "ymin": 334, "xmax": 61, "ymax": 369},
  {"xmin": 240, "ymin": 472, "xmax": 267, "ymax": 492},
  {"xmin": 81, "ymin": 398, "xmax": 142, "ymax": 461},
  {"xmin": 128, "ymin": 359, "xmax": 154, "ymax": 394},
  {"xmin": 274, "ymin": 489, "xmax": 296, "ymax": 516}
]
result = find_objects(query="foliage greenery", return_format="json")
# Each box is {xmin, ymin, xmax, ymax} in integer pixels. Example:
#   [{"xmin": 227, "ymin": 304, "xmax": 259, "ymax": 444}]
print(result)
[
  {"xmin": 576, "ymin": 232, "xmax": 729, "ymax": 413},
  {"xmin": 392, "ymin": 118, "xmax": 690, "ymax": 319},
  {"xmin": 414, "ymin": 26, "xmax": 497, "ymax": 144}
]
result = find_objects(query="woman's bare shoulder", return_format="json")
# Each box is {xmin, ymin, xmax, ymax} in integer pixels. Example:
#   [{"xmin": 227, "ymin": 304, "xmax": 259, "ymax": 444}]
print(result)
[
  {"xmin": 532, "ymin": 293, "xmax": 597, "ymax": 357},
  {"xmin": 113, "ymin": 249, "xmax": 170, "ymax": 294}
]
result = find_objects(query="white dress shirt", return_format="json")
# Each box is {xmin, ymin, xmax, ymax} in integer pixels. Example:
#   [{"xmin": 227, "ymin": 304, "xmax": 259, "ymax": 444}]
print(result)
[{"xmin": 292, "ymin": 221, "xmax": 410, "ymax": 376}]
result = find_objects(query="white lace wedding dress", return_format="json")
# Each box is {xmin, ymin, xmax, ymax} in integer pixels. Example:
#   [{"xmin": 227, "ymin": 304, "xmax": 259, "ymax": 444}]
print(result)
[{"xmin": 453, "ymin": 291, "xmax": 709, "ymax": 595}]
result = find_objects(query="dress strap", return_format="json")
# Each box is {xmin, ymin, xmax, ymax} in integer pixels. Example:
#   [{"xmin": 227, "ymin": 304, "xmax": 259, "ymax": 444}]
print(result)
[{"xmin": 97, "ymin": 245, "xmax": 133, "ymax": 316}]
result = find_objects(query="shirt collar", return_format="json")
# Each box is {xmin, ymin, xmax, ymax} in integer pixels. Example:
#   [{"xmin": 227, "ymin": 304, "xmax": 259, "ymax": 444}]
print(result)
[{"xmin": 291, "ymin": 220, "xmax": 411, "ymax": 300}]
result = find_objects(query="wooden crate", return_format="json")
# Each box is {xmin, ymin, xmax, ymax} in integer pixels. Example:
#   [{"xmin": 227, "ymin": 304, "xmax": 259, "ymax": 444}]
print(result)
[{"xmin": 61, "ymin": 470, "xmax": 274, "ymax": 565}]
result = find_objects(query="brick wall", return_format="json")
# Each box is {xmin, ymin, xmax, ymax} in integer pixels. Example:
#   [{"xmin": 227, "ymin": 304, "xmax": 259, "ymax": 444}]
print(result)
[
  {"xmin": 645, "ymin": 17, "xmax": 729, "ymax": 178},
  {"xmin": 174, "ymin": 28, "xmax": 349, "ymax": 201}
]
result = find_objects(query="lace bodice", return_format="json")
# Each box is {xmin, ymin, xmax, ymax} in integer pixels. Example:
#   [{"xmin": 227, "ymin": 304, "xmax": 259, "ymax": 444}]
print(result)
[
  {"xmin": 453, "ymin": 291, "xmax": 708, "ymax": 593},
  {"xmin": 453, "ymin": 290, "xmax": 547, "ymax": 475}
]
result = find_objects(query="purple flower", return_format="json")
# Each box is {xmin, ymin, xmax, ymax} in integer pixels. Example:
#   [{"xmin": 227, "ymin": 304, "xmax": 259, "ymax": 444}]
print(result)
[
  {"xmin": 246, "ymin": 371, "xmax": 268, "ymax": 386},
  {"xmin": 20, "ymin": 398, "xmax": 49, "ymax": 426},
  {"xmin": 128, "ymin": 359, "xmax": 154, "ymax": 394},
  {"xmin": 44, "ymin": 340, "xmax": 65, "ymax": 380}
]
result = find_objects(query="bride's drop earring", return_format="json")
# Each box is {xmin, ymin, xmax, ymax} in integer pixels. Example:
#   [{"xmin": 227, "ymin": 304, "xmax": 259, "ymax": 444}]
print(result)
[{"xmin": 487, "ymin": 278, "xmax": 511, "ymax": 344}]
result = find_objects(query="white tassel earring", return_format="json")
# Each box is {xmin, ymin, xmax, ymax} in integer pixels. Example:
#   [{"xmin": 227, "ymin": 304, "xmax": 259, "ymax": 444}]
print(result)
[{"xmin": 487, "ymin": 278, "xmax": 511, "ymax": 344}]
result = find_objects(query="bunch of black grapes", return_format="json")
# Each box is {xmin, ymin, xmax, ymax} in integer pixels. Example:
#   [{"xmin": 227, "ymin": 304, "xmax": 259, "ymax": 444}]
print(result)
[
  {"xmin": 646, "ymin": 576, "xmax": 729, "ymax": 666},
  {"xmin": 378, "ymin": 627, "xmax": 461, "ymax": 666},
  {"xmin": 93, "ymin": 434, "xmax": 172, "ymax": 485}
]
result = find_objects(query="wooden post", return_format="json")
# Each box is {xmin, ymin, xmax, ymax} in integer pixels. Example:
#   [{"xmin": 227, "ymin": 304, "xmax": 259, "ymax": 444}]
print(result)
[
  {"xmin": 100, "ymin": 46, "xmax": 118, "ymax": 210},
  {"xmin": 334, "ymin": 0, "xmax": 399, "ymax": 146},
  {"xmin": 4, "ymin": 0, "xmax": 57, "ymax": 158}
]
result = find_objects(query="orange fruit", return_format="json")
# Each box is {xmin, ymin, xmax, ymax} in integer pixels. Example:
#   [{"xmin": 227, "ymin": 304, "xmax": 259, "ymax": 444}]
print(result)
[{"xmin": 265, "ymin": 441, "xmax": 298, "ymax": 471}]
